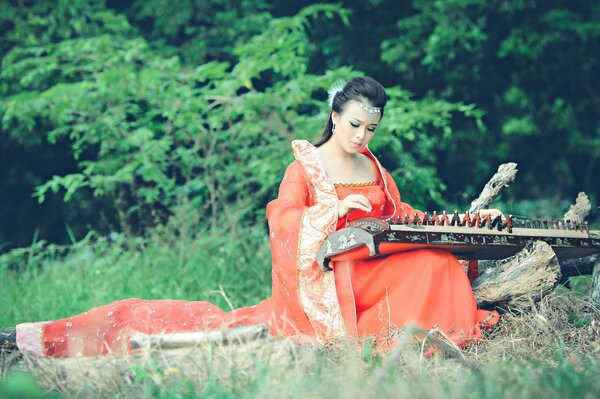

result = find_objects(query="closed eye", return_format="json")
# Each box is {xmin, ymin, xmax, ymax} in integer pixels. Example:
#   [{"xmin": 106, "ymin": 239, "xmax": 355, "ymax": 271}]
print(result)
[{"xmin": 350, "ymin": 121, "xmax": 377, "ymax": 132}]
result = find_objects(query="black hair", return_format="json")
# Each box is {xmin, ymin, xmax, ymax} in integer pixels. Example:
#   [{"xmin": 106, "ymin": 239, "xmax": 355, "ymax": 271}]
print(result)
[{"xmin": 314, "ymin": 76, "xmax": 387, "ymax": 147}]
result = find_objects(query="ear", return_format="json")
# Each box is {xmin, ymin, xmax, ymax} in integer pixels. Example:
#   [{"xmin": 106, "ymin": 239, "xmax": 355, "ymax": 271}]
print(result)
[{"xmin": 331, "ymin": 111, "xmax": 340, "ymax": 126}]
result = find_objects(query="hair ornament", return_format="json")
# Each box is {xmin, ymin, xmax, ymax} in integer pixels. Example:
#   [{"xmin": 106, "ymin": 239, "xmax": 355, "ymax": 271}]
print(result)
[
  {"xmin": 355, "ymin": 101, "xmax": 382, "ymax": 123},
  {"xmin": 327, "ymin": 80, "xmax": 346, "ymax": 107}
]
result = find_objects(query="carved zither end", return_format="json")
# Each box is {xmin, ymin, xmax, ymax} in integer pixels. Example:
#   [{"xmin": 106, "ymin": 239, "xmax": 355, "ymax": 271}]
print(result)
[
  {"xmin": 316, "ymin": 251, "xmax": 332, "ymax": 272},
  {"xmin": 320, "ymin": 259, "xmax": 333, "ymax": 272}
]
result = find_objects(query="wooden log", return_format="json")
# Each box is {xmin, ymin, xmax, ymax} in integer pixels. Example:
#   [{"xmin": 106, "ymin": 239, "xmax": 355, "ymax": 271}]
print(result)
[
  {"xmin": 468, "ymin": 162, "xmax": 518, "ymax": 213},
  {"xmin": 472, "ymin": 241, "xmax": 561, "ymax": 309},
  {"xmin": 476, "ymin": 191, "xmax": 598, "ymax": 282},
  {"xmin": 591, "ymin": 257, "xmax": 600, "ymax": 306},
  {"xmin": 559, "ymin": 192, "xmax": 593, "ymax": 277},
  {"xmin": 461, "ymin": 162, "xmax": 518, "ymax": 274},
  {"xmin": 563, "ymin": 192, "xmax": 591, "ymax": 223},
  {"xmin": 558, "ymin": 193, "xmax": 598, "ymax": 286}
]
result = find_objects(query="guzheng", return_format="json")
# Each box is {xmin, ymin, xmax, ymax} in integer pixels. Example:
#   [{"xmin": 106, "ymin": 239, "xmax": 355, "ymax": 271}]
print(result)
[{"xmin": 317, "ymin": 211, "xmax": 600, "ymax": 270}]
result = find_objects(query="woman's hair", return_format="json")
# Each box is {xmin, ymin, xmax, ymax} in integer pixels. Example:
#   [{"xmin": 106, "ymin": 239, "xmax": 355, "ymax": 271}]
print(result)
[{"xmin": 314, "ymin": 76, "xmax": 387, "ymax": 147}]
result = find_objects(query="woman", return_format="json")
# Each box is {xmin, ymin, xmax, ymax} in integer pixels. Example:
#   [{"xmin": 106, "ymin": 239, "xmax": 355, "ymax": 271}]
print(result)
[{"xmin": 7, "ymin": 76, "xmax": 498, "ymax": 358}]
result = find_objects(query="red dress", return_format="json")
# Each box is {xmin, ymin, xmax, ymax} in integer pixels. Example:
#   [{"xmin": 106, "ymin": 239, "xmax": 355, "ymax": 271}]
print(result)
[
  {"xmin": 334, "ymin": 183, "xmax": 495, "ymax": 345},
  {"xmin": 16, "ymin": 140, "xmax": 498, "ymax": 357}
]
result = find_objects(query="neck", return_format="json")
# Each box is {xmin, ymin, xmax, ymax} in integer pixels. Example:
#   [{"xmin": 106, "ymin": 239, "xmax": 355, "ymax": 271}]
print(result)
[{"xmin": 319, "ymin": 139, "xmax": 356, "ymax": 163}]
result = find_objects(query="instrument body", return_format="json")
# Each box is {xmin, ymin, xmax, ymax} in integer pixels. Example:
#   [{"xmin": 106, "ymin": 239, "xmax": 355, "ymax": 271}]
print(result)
[{"xmin": 317, "ymin": 216, "xmax": 600, "ymax": 270}]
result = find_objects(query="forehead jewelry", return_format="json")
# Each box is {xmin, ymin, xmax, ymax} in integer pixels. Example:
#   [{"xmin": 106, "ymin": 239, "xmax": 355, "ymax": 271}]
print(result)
[{"xmin": 355, "ymin": 101, "xmax": 382, "ymax": 123}]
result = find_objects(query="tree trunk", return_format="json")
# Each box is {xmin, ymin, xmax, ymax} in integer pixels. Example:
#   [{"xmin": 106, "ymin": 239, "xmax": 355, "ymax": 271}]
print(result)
[{"xmin": 590, "ymin": 257, "xmax": 600, "ymax": 306}]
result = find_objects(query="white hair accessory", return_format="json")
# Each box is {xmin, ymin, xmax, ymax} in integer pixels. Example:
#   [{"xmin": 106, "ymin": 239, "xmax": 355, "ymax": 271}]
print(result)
[
  {"xmin": 355, "ymin": 101, "xmax": 382, "ymax": 123},
  {"xmin": 327, "ymin": 80, "xmax": 346, "ymax": 107}
]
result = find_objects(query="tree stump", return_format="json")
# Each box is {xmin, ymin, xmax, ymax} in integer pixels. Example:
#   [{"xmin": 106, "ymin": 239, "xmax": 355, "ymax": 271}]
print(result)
[
  {"xmin": 559, "ymin": 193, "xmax": 598, "ymax": 288},
  {"xmin": 472, "ymin": 241, "xmax": 561, "ymax": 309},
  {"xmin": 590, "ymin": 257, "xmax": 600, "ymax": 307}
]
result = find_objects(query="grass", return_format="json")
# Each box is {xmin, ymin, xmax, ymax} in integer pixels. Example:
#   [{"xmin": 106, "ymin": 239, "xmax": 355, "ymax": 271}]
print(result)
[
  {"xmin": 1, "ymin": 221, "xmax": 599, "ymax": 398},
  {"xmin": 0, "ymin": 222, "xmax": 272, "ymax": 327}
]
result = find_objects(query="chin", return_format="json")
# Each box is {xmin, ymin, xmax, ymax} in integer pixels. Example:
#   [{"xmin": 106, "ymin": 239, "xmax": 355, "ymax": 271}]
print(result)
[{"xmin": 346, "ymin": 145, "xmax": 363, "ymax": 153}]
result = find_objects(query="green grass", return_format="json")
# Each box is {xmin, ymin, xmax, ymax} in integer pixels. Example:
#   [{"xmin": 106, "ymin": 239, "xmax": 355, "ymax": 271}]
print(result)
[
  {"xmin": 0, "ymin": 224, "xmax": 272, "ymax": 327},
  {"xmin": 1, "ymin": 222, "xmax": 599, "ymax": 398},
  {"xmin": 3, "ymin": 344, "xmax": 599, "ymax": 399}
]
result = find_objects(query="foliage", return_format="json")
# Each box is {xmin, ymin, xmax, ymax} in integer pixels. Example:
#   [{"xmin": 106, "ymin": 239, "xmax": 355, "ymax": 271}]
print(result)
[
  {"xmin": 0, "ymin": 1, "xmax": 476, "ymax": 246},
  {"xmin": 0, "ymin": 0, "xmax": 598, "ymax": 246},
  {"xmin": 130, "ymin": 0, "xmax": 272, "ymax": 66},
  {"xmin": 380, "ymin": 0, "xmax": 600, "ymax": 205}
]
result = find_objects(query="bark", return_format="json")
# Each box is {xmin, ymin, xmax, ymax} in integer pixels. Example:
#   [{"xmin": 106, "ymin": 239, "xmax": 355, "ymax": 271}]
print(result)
[
  {"xmin": 590, "ymin": 257, "xmax": 600, "ymax": 306},
  {"xmin": 559, "ymin": 193, "xmax": 599, "ymax": 290},
  {"xmin": 563, "ymin": 192, "xmax": 592, "ymax": 223},
  {"xmin": 468, "ymin": 162, "xmax": 518, "ymax": 213},
  {"xmin": 472, "ymin": 241, "xmax": 561, "ymax": 309},
  {"xmin": 464, "ymin": 162, "xmax": 518, "ymax": 275}
]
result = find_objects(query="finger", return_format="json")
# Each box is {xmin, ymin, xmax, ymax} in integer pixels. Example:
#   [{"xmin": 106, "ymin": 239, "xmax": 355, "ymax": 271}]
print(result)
[
  {"xmin": 489, "ymin": 209, "xmax": 506, "ymax": 221},
  {"xmin": 351, "ymin": 195, "xmax": 372, "ymax": 210},
  {"xmin": 349, "ymin": 198, "xmax": 372, "ymax": 210},
  {"xmin": 342, "ymin": 195, "xmax": 371, "ymax": 209},
  {"xmin": 347, "ymin": 201, "xmax": 372, "ymax": 212}
]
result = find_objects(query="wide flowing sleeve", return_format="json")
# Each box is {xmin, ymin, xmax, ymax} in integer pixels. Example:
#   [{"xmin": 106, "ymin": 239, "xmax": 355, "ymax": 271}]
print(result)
[
  {"xmin": 265, "ymin": 142, "xmax": 346, "ymax": 343},
  {"xmin": 266, "ymin": 161, "xmax": 311, "ymax": 231}
]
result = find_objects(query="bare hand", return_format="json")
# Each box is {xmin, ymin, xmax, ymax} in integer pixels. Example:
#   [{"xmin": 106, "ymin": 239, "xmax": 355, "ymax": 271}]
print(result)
[
  {"xmin": 338, "ymin": 194, "xmax": 372, "ymax": 218},
  {"xmin": 478, "ymin": 208, "xmax": 505, "ymax": 220}
]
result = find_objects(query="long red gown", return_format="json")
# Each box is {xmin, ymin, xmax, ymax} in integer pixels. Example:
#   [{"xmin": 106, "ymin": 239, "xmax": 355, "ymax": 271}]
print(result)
[{"xmin": 16, "ymin": 140, "xmax": 498, "ymax": 357}]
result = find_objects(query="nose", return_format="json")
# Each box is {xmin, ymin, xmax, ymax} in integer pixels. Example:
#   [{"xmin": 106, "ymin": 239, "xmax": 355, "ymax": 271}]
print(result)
[{"xmin": 354, "ymin": 128, "xmax": 366, "ymax": 140}]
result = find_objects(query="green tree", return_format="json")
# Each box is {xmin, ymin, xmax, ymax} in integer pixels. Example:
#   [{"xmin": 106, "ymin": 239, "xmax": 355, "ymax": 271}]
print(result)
[
  {"xmin": 380, "ymin": 0, "xmax": 600, "ymax": 209},
  {"xmin": 1, "ymin": 1, "xmax": 476, "ymax": 248}
]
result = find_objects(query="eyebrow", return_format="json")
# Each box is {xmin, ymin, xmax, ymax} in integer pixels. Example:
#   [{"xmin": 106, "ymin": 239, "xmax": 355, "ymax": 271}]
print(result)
[{"xmin": 351, "ymin": 117, "xmax": 378, "ymax": 126}]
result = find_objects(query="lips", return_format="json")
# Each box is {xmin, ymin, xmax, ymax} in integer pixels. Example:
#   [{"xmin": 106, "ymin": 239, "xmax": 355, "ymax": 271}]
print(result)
[{"xmin": 350, "ymin": 141, "xmax": 362, "ymax": 148}]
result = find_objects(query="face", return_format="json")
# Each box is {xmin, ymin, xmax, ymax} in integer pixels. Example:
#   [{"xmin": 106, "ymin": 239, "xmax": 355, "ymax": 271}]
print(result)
[{"xmin": 331, "ymin": 101, "xmax": 381, "ymax": 154}]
